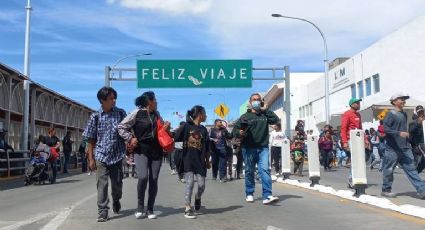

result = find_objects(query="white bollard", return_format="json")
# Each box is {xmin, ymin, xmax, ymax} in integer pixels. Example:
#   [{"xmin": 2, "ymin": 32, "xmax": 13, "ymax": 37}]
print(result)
[
  {"xmin": 281, "ymin": 138, "xmax": 291, "ymax": 179},
  {"xmin": 307, "ymin": 135, "xmax": 320, "ymax": 186},
  {"xmin": 349, "ymin": 129, "xmax": 367, "ymax": 196}
]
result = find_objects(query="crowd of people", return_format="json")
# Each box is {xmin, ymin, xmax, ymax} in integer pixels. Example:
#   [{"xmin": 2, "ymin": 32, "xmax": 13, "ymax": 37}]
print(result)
[
  {"xmin": 81, "ymin": 87, "xmax": 281, "ymax": 222},
  {"xmin": 29, "ymin": 85, "xmax": 419, "ymax": 223}
]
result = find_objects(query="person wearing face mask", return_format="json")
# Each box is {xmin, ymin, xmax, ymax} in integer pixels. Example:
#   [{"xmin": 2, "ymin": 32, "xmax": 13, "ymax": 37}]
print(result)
[{"xmin": 232, "ymin": 93, "xmax": 280, "ymax": 205}]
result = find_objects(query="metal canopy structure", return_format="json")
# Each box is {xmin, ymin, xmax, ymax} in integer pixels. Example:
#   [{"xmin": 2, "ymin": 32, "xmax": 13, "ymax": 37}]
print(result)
[{"xmin": 104, "ymin": 64, "xmax": 292, "ymax": 137}]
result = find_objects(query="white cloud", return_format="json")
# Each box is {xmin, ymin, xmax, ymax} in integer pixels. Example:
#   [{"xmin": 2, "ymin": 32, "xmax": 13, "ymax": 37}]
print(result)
[
  {"xmin": 201, "ymin": 0, "xmax": 425, "ymax": 65},
  {"xmin": 113, "ymin": 0, "xmax": 212, "ymax": 15}
]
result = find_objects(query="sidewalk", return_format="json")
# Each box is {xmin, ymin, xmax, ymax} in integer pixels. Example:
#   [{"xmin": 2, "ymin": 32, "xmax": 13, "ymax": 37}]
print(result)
[
  {"xmin": 281, "ymin": 164, "xmax": 425, "ymax": 207},
  {"xmin": 0, "ymin": 168, "xmax": 86, "ymax": 191}
]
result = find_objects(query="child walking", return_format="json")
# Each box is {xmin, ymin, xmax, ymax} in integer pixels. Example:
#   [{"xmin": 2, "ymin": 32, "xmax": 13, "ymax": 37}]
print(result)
[{"xmin": 174, "ymin": 105, "xmax": 210, "ymax": 219}]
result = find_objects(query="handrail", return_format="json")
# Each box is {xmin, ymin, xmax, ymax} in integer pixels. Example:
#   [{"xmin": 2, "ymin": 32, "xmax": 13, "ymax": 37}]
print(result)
[{"xmin": 0, "ymin": 149, "xmax": 84, "ymax": 178}]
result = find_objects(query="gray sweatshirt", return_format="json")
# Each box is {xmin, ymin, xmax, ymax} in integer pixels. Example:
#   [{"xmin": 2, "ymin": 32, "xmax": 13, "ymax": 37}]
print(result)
[{"xmin": 383, "ymin": 109, "xmax": 409, "ymax": 150}]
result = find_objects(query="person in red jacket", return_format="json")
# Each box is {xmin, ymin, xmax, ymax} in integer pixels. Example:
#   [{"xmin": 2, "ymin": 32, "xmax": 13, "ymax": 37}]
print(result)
[
  {"xmin": 341, "ymin": 98, "xmax": 363, "ymax": 167},
  {"xmin": 341, "ymin": 98, "xmax": 363, "ymax": 189}
]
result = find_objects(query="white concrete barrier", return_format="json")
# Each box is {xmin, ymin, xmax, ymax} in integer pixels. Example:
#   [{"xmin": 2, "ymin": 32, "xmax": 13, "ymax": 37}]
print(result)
[
  {"xmin": 307, "ymin": 135, "xmax": 320, "ymax": 185},
  {"xmin": 281, "ymin": 138, "xmax": 291, "ymax": 178}
]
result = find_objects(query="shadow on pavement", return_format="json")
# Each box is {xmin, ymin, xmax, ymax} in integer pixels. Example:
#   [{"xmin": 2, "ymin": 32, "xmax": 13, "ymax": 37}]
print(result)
[
  {"xmin": 396, "ymin": 191, "xmax": 422, "ymax": 199},
  {"xmin": 109, "ymin": 209, "xmax": 137, "ymax": 220},
  {"xmin": 200, "ymin": 205, "xmax": 244, "ymax": 215},
  {"xmin": 0, "ymin": 171, "xmax": 84, "ymax": 191}
]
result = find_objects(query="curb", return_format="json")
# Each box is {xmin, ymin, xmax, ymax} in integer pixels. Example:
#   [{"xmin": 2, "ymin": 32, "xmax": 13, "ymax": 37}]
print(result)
[{"xmin": 276, "ymin": 177, "xmax": 425, "ymax": 220}]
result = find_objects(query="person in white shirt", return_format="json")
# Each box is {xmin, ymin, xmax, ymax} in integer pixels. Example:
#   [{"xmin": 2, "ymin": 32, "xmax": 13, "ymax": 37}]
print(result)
[{"xmin": 269, "ymin": 123, "xmax": 285, "ymax": 176}]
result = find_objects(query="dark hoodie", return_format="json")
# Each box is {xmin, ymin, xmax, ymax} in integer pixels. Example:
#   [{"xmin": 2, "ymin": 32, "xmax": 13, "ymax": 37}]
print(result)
[{"xmin": 232, "ymin": 109, "xmax": 280, "ymax": 148}]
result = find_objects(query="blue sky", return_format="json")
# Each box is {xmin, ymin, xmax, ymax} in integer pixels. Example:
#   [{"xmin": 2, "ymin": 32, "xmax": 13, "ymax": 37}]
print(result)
[{"xmin": 1, "ymin": 0, "xmax": 425, "ymax": 127}]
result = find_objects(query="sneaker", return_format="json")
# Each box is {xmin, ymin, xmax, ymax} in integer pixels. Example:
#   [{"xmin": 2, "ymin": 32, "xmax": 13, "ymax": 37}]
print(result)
[
  {"xmin": 146, "ymin": 210, "xmax": 157, "ymax": 219},
  {"xmin": 219, "ymin": 179, "xmax": 227, "ymax": 183},
  {"xmin": 381, "ymin": 191, "xmax": 397, "ymax": 198},
  {"xmin": 97, "ymin": 211, "xmax": 108, "ymax": 222},
  {"xmin": 87, "ymin": 172, "xmax": 91, "ymax": 176},
  {"xmin": 246, "ymin": 195, "xmax": 254, "ymax": 203},
  {"xmin": 184, "ymin": 208, "xmax": 197, "ymax": 219},
  {"xmin": 134, "ymin": 212, "xmax": 144, "ymax": 219},
  {"xmin": 263, "ymin": 195, "xmax": 279, "ymax": 205},
  {"xmin": 194, "ymin": 196, "xmax": 201, "ymax": 211},
  {"xmin": 180, "ymin": 178, "xmax": 185, "ymax": 183},
  {"xmin": 112, "ymin": 200, "xmax": 121, "ymax": 214}
]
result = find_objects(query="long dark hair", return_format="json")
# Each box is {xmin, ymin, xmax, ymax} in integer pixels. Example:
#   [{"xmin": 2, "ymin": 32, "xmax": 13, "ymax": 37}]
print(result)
[
  {"xmin": 186, "ymin": 105, "xmax": 205, "ymax": 124},
  {"xmin": 135, "ymin": 91, "xmax": 155, "ymax": 108}
]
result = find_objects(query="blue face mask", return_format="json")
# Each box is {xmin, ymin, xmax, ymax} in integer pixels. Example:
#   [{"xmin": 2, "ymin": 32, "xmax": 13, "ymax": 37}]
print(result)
[{"xmin": 251, "ymin": 101, "xmax": 261, "ymax": 110}]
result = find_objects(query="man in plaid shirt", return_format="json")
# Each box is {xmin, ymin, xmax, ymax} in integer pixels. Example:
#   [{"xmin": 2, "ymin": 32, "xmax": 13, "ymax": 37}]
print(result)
[{"xmin": 83, "ymin": 86, "xmax": 127, "ymax": 222}]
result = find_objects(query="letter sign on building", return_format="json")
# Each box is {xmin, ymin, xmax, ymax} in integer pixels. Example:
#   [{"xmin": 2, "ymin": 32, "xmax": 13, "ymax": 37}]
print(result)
[{"xmin": 137, "ymin": 60, "xmax": 252, "ymax": 88}]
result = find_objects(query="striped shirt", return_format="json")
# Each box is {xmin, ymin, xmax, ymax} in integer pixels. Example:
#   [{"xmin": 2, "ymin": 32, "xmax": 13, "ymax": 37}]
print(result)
[{"xmin": 82, "ymin": 106, "xmax": 126, "ymax": 165}]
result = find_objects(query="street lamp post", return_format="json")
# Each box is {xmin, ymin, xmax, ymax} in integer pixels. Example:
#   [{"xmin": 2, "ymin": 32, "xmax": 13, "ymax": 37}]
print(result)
[
  {"xmin": 22, "ymin": 0, "xmax": 32, "ymax": 150},
  {"xmin": 272, "ymin": 14, "xmax": 330, "ymax": 125},
  {"xmin": 105, "ymin": 53, "xmax": 152, "ymax": 87}
]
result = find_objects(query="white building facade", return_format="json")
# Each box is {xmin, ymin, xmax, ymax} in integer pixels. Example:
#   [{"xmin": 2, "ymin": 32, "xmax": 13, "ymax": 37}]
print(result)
[{"xmin": 265, "ymin": 14, "xmax": 425, "ymax": 134}]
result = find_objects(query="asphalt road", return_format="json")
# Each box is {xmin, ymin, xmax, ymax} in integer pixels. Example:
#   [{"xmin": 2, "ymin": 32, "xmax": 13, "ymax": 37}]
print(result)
[{"xmin": 1, "ymin": 165, "xmax": 425, "ymax": 230}]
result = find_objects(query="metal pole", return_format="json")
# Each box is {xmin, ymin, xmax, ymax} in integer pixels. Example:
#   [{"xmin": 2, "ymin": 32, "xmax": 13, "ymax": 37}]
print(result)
[
  {"xmin": 272, "ymin": 14, "xmax": 330, "ymax": 125},
  {"xmin": 22, "ymin": 0, "xmax": 32, "ymax": 151},
  {"xmin": 105, "ymin": 66, "xmax": 111, "ymax": 87},
  {"xmin": 284, "ymin": 66, "xmax": 291, "ymax": 137}
]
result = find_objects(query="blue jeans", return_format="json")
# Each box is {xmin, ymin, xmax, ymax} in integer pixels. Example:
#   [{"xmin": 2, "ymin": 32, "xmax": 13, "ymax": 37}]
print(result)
[
  {"xmin": 382, "ymin": 147, "xmax": 425, "ymax": 194},
  {"xmin": 242, "ymin": 147, "xmax": 273, "ymax": 199},
  {"xmin": 212, "ymin": 148, "xmax": 227, "ymax": 180}
]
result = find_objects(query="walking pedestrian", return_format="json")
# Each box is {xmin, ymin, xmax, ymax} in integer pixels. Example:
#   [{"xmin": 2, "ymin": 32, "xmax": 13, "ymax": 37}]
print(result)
[
  {"xmin": 232, "ymin": 93, "xmax": 280, "ymax": 204},
  {"xmin": 269, "ymin": 123, "xmax": 285, "ymax": 176},
  {"xmin": 341, "ymin": 98, "xmax": 363, "ymax": 188},
  {"xmin": 369, "ymin": 128, "xmax": 381, "ymax": 170},
  {"xmin": 319, "ymin": 130, "xmax": 334, "ymax": 171},
  {"xmin": 45, "ymin": 127, "xmax": 60, "ymax": 184},
  {"xmin": 210, "ymin": 119, "xmax": 232, "ymax": 182},
  {"xmin": 381, "ymin": 93, "xmax": 425, "ymax": 199},
  {"xmin": 174, "ymin": 105, "xmax": 210, "ymax": 219},
  {"xmin": 0, "ymin": 127, "xmax": 14, "ymax": 153},
  {"xmin": 118, "ymin": 91, "xmax": 169, "ymax": 219},
  {"xmin": 62, "ymin": 131, "xmax": 73, "ymax": 173},
  {"xmin": 231, "ymin": 135, "xmax": 244, "ymax": 179},
  {"xmin": 174, "ymin": 122, "xmax": 186, "ymax": 182},
  {"xmin": 83, "ymin": 87, "xmax": 127, "ymax": 222},
  {"xmin": 409, "ymin": 105, "xmax": 425, "ymax": 173}
]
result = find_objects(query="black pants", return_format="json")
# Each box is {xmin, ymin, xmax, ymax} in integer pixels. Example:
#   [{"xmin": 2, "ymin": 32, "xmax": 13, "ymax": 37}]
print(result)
[
  {"xmin": 226, "ymin": 146, "xmax": 233, "ymax": 178},
  {"xmin": 63, "ymin": 152, "xmax": 71, "ymax": 173},
  {"xmin": 321, "ymin": 150, "xmax": 332, "ymax": 170},
  {"xmin": 134, "ymin": 154, "xmax": 162, "ymax": 212},
  {"xmin": 271, "ymin": 146, "xmax": 281, "ymax": 173},
  {"xmin": 235, "ymin": 149, "xmax": 244, "ymax": 178},
  {"xmin": 293, "ymin": 160, "xmax": 303, "ymax": 175}
]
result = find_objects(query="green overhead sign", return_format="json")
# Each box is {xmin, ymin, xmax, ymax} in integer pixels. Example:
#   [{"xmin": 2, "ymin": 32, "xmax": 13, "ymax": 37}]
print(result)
[{"xmin": 137, "ymin": 60, "xmax": 252, "ymax": 88}]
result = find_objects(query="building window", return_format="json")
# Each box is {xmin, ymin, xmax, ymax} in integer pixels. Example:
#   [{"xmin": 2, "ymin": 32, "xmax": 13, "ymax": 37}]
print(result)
[
  {"xmin": 308, "ymin": 103, "xmax": 313, "ymax": 116},
  {"xmin": 299, "ymin": 107, "xmax": 302, "ymax": 118},
  {"xmin": 365, "ymin": 78, "xmax": 371, "ymax": 96},
  {"xmin": 357, "ymin": 81, "xmax": 364, "ymax": 98},
  {"xmin": 373, "ymin": 74, "xmax": 380, "ymax": 93},
  {"xmin": 350, "ymin": 84, "xmax": 356, "ymax": 98}
]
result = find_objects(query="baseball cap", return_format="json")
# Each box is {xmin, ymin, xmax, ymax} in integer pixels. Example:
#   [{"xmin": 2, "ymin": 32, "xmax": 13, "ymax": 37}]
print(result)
[
  {"xmin": 416, "ymin": 105, "xmax": 424, "ymax": 114},
  {"xmin": 348, "ymin": 98, "xmax": 362, "ymax": 106},
  {"xmin": 390, "ymin": 93, "xmax": 410, "ymax": 102}
]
